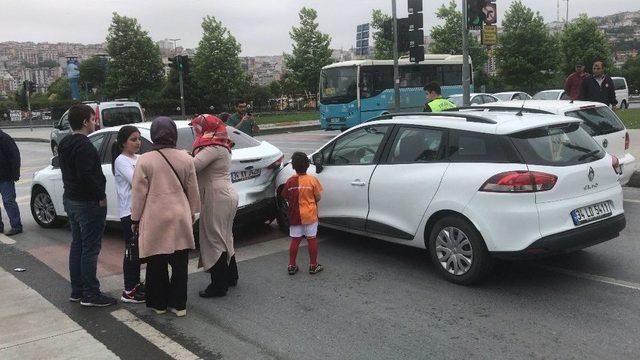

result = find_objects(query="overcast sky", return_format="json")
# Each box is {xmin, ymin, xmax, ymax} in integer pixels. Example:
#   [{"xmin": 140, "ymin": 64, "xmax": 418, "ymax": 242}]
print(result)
[{"xmin": 1, "ymin": 0, "xmax": 637, "ymax": 56}]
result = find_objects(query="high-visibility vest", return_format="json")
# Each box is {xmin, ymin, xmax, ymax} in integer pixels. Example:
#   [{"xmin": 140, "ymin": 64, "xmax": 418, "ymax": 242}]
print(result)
[{"xmin": 427, "ymin": 98, "xmax": 457, "ymax": 112}]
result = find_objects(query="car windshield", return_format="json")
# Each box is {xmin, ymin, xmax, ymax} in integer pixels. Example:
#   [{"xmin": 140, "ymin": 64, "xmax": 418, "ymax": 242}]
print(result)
[
  {"xmin": 174, "ymin": 126, "xmax": 260, "ymax": 152},
  {"xmin": 533, "ymin": 91, "xmax": 560, "ymax": 100},
  {"xmin": 319, "ymin": 66, "xmax": 357, "ymax": 104},
  {"xmin": 510, "ymin": 122, "xmax": 605, "ymax": 166},
  {"xmin": 447, "ymin": 95, "xmax": 464, "ymax": 106},
  {"xmin": 493, "ymin": 93, "xmax": 512, "ymax": 101},
  {"xmin": 565, "ymin": 106, "xmax": 625, "ymax": 136},
  {"xmin": 101, "ymin": 107, "xmax": 143, "ymax": 127}
]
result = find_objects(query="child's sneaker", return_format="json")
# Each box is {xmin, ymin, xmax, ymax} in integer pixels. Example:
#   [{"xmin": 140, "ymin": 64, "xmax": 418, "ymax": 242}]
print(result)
[
  {"xmin": 287, "ymin": 265, "xmax": 299, "ymax": 275},
  {"xmin": 121, "ymin": 284, "xmax": 146, "ymax": 304},
  {"xmin": 309, "ymin": 264, "xmax": 324, "ymax": 274}
]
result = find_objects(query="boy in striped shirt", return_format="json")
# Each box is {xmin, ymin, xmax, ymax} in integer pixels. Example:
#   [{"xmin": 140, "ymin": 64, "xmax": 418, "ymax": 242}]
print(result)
[{"xmin": 281, "ymin": 152, "xmax": 324, "ymax": 275}]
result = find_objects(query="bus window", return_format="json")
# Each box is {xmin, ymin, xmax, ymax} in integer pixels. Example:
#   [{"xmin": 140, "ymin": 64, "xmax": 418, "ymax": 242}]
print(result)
[
  {"xmin": 399, "ymin": 65, "xmax": 424, "ymax": 88},
  {"xmin": 320, "ymin": 67, "xmax": 357, "ymax": 104},
  {"xmin": 360, "ymin": 66, "xmax": 393, "ymax": 99}
]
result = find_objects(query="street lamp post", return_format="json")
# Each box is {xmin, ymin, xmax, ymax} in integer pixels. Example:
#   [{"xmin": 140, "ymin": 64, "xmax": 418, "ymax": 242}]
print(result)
[
  {"xmin": 462, "ymin": 0, "xmax": 471, "ymax": 106},
  {"xmin": 392, "ymin": 0, "xmax": 400, "ymax": 112},
  {"xmin": 169, "ymin": 39, "xmax": 186, "ymax": 118}
]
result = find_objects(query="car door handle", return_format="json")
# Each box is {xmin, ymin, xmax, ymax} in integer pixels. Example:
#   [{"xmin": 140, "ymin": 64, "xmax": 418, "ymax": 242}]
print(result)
[{"xmin": 350, "ymin": 180, "xmax": 366, "ymax": 187}]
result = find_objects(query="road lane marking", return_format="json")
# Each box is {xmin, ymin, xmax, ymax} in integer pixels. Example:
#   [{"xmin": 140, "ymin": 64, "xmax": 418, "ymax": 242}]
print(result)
[
  {"xmin": 539, "ymin": 265, "xmax": 640, "ymax": 291},
  {"xmin": 0, "ymin": 234, "xmax": 16, "ymax": 245},
  {"xmin": 624, "ymin": 199, "xmax": 640, "ymax": 204},
  {"xmin": 110, "ymin": 309, "xmax": 200, "ymax": 360}
]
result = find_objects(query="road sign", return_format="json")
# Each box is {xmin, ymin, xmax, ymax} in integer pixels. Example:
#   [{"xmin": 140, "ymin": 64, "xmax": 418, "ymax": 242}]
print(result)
[
  {"xmin": 356, "ymin": 23, "xmax": 371, "ymax": 56},
  {"xmin": 481, "ymin": 25, "xmax": 498, "ymax": 45}
]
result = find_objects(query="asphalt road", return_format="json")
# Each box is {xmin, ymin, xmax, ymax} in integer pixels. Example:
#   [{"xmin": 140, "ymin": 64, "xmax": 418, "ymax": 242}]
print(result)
[{"xmin": 3, "ymin": 134, "xmax": 640, "ymax": 359}]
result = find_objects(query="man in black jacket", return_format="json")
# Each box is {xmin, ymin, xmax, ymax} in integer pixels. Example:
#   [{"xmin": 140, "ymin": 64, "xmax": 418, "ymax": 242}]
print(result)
[
  {"xmin": 0, "ymin": 129, "xmax": 23, "ymax": 236},
  {"xmin": 579, "ymin": 61, "xmax": 618, "ymax": 107},
  {"xmin": 58, "ymin": 104, "xmax": 116, "ymax": 307}
]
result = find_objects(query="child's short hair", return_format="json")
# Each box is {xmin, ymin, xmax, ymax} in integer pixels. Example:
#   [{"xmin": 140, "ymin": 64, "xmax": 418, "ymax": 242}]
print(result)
[{"xmin": 291, "ymin": 152, "xmax": 310, "ymax": 173}]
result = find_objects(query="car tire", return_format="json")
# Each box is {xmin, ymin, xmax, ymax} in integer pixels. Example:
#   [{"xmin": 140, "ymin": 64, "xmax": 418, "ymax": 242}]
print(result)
[
  {"xmin": 427, "ymin": 216, "xmax": 493, "ymax": 285},
  {"xmin": 275, "ymin": 191, "xmax": 289, "ymax": 234},
  {"xmin": 31, "ymin": 186, "xmax": 64, "ymax": 228}
]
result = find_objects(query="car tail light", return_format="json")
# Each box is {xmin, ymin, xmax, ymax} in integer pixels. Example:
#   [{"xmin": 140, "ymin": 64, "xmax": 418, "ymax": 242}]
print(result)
[
  {"xmin": 625, "ymin": 132, "xmax": 630, "ymax": 150},
  {"xmin": 480, "ymin": 171, "xmax": 557, "ymax": 193},
  {"xmin": 612, "ymin": 155, "xmax": 622, "ymax": 175},
  {"xmin": 267, "ymin": 155, "xmax": 284, "ymax": 170},
  {"xmin": 95, "ymin": 105, "xmax": 101, "ymax": 130}
]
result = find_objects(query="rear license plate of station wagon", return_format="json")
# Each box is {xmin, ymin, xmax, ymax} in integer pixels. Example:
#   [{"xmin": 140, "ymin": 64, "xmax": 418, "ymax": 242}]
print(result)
[{"xmin": 571, "ymin": 201, "xmax": 613, "ymax": 226}]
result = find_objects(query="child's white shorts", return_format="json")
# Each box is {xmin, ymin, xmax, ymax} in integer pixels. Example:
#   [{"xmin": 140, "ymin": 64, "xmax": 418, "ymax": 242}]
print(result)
[{"xmin": 289, "ymin": 222, "xmax": 319, "ymax": 238}]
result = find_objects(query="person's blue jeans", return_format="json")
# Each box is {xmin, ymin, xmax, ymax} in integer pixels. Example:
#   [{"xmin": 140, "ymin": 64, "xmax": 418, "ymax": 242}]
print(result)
[
  {"xmin": 0, "ymin": 181, "xmax": 22, "ymax": 232},
  {"xmin": 64, "ymin": 198, "xmax": 107, "ymax": 299}
]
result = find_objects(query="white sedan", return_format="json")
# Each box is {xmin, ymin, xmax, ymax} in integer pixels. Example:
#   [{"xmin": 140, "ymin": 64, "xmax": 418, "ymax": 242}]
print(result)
[{"xmin": 31, "ymin": 121, "xmax": 283, "ymax": 228}]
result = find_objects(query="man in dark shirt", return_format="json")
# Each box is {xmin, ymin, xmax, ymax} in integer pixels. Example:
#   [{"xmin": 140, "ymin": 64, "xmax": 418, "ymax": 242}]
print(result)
[
  {"xmin": 579, "ymin": 61, "xmax": 618, "ymax": 107},
  {"xmin": 227, "ymin": 100, "xmax": 258, "ymax": 136},
  {"xmin": 58, "ymin": 104, "xmax": 116, "ymax": 307},
  {"xmin": 0, "ymin": 129, "xmax": 23, "ymax": 235}
]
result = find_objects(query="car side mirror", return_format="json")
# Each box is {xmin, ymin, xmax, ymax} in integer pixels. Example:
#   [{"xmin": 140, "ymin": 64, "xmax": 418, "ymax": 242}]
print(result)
[
  {"xmin": 51, "ymin": 156, "xmax": 59, "ymax": 168},
  {"xmin": 312, "ymin": 153, "xmax": 323, "ymax": 173}
]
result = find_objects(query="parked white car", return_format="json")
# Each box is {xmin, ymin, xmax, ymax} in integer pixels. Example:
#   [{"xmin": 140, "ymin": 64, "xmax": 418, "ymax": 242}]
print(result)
[
  {"xmin": 492, "ymin": 91, "xmax": 532, "ymax": 101},
  {"xmin": 612, "ymin": 77, "xmax": 629, "ymax": 109},
  {"xmin": 32, "ymin": 121, "xmax": 283, "ymax": 229},
  {"xmin": 533, "ymin": 90, "xmax": 569, "ymax": 101},
  {"xmin": 274, "ymin": 112, "xmax": 626, "ymax": 284},
  {"xmin": 447, "ymin": 93, "xmax": 499, "ymax": 106},
  {"xmin": 473, "ymin": 100, "xmax": 636, "ymax": 185}
]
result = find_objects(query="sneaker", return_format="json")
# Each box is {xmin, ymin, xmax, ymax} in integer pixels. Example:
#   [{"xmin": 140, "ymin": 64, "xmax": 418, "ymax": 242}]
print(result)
[
  {"xmin": 309, "ymin": 264, "xmax": 324, "ymax": 274},
  {"xmin": 121, "ymin": 287, "xmax": 146, "ymax": 304},
  {"xmin": 169, "ymin": 307, "xmax": 186, "ymax": 317},
  {"xmin": 152, "ymin": 308, "xmax": 167, "ymax": 315},
  {"xmin": 69, "ymin": 295, "xmax": 81, "ymax": 303},
  {"xmin": 80, "ymin": 293, "xmax": 117, "ymax": 307},
  {"xmin": 287, "ymin": 265, "xmax": 299, "ymax": 275}
]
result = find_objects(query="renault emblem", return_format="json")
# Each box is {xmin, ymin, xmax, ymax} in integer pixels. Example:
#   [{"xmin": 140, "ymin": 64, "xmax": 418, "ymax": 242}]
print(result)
[
  {"xmin": 588, "ymin": 167, "xmax": 595, "ymax": 182},
  {"xmin": 602, "ymin": 139, "xmax": 608, "ymax": 148}
]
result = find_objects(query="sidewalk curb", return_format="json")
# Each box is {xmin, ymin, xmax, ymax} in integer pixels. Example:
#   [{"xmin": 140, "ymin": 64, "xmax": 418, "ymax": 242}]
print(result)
[
  {"xmin": 14, "ymin": 138, "xmax": 50, "ymax": 143},
  {"xmin": 258, "ymin": 124, "xmax": 321, "ymax": 135}
]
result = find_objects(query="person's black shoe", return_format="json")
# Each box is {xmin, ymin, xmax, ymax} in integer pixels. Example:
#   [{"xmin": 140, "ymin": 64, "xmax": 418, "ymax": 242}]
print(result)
[
  {"xmin": 228, "ymin": 279, "xmax": 238, "ymax": 287},
  {"xmin": 199, "ymin": 287, "xmax": 227, "ymax": 298},
  {"xmin": 5, "ymin": 229, "xmax": 23, "ymax": 236},
  {"xmin": 80, "ymin": 293, "xmax": 117, "ymax": 307}
]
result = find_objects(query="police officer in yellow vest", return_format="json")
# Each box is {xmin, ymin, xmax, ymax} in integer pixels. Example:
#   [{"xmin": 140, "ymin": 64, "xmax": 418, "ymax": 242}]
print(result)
[{"xmin": 423, "ymin": 81, "xmax": 457, "ymax": 112}]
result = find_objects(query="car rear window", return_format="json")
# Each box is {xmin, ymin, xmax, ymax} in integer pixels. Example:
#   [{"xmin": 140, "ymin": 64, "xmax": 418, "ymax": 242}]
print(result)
[
  {"xmin": 510, "ymin": 122, "xmax": 605, "ymax": 166},
  {"xmin": 533, "ymin": 91, "xmax": 559, "ymax": 100},
  {"xmin": 101, "ymin": 107, "xmax": 143, "ymax": 127},
  {"xmin": 228, "ymin": 127, "xmax": 261, "ymax": 149},
  {"xmin": 613, "ymin": 78, "xmax": 626, "ymax": 90},
  {"xmin": 448, "ymin": 131, "xmax": 521, "ymax": 163},
  {"xmin": 565, "ymin": 106, "xmax": 625, "ymax": 136}
]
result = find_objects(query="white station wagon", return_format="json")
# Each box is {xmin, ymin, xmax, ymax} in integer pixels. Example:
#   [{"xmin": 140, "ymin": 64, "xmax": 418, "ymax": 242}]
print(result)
[
  {"xmin": 275, "ymin": 112, "xmax": 626, "ymax": 284},
  {"xmin": 31, "ymin": 121, "xmax": 283, "ymax": 229}
]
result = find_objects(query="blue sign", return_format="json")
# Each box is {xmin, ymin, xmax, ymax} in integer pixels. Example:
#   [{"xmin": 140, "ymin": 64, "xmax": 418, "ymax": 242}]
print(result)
[{"xmin": 356, "ymin": 23, "xmax": 370, "ymax": 56}]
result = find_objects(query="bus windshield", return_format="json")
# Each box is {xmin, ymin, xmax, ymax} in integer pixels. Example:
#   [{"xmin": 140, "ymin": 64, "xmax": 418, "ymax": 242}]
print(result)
[{"xmin": 320, "ymin": 66, "xmax": 357, "ymax": 104}]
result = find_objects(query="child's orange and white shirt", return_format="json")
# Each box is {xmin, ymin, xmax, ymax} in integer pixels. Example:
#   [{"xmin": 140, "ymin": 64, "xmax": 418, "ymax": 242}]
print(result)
[{"xmin": 281, "ymin": 174, "xmax": 323, "ymax": 225}]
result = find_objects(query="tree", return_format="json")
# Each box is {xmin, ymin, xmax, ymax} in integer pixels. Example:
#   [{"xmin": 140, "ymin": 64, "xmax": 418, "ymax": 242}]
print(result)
[
  {"xmin": 284, "ymin": 7, "xmax": 334, "ymax": 94},
  {"xmin": 268, "ymin": 80, "xmax": 282, "ymax": 98},
  {"xmin": 192, "ymin": 15, "xmax": 245, "ymax": 111},
  {"xmin": 560, "ymin": 15, "xmax": 613, "ymax": 76},
  {"xmin": 79, "ymin": 56, "xmax": 107, "ymax": 97},
  {"xmin": 622, "ymin": 56, "xmax": 640, "ymax": 95},
  {"xmin": 104, "ymin": 13, "xmax": 165, "ymax": 100},
  {"xmin": 429, "ymin": 1, "xmax": 487, "ymax": 70},
  {"xmin": 47, "ymin": 77, "xmax": 72, "ymax": 101},
  {"xmin": 371, "ymin": 9, "xmax": 393, "ymax": 60},
  {"xmin": 494, "ymin": 1, "xmax": 559, "ymax": 94}
]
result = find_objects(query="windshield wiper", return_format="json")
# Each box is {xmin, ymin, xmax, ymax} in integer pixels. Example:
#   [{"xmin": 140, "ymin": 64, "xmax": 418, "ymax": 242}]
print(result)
[{"xmin": 578, "ymin": 149, "xmax": 601, "ymax": 161}]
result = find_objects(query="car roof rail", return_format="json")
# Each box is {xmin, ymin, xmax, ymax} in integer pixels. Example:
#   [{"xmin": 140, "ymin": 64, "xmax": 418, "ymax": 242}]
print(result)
[
  {"xmin": 366, "ymin": 112, "xmax": 498, "ymax": 124},
  {"xmin": 443, "ymin": 106, "xmax": 555, "ymax": 115}
]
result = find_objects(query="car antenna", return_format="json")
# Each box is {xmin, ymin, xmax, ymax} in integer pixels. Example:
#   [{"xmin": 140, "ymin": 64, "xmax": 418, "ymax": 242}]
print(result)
[{"xmin": 516, "ymin": 98, "xmax": 526, "ymax": 116}]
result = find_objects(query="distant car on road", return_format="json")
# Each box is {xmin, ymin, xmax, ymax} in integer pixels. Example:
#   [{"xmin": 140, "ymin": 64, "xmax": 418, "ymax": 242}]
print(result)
[
  {"xmin": 612, "ymin": 77, "xmax": 629, "ymax": 109},
  {"xmin": 533, "ymin": 89, "xmax": 570, "ymax": 101},
  {"xmin": 492, "ymin": 91, "xmax": 532, "ymax": 101},
  {"xmin": 274, "ymin": 111, "xmax": 626, "ymax": 284},
  {"xmin": 50, "ymin": 100, "xmax": 145, "ymax": 155},
  {"xmin": 470, "ymin": 100, "xmax": 635, "ymax": 185},
  {"xmin": 33, "ymin": 121, "xmax": 284, "ymax": 230},
  {"xmin": 447, "ymin": 93, "xmax": 499, "ymax": 107}
]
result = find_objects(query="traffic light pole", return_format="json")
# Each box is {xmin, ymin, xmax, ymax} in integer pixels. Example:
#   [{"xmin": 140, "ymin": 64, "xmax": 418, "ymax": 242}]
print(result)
[
  {"xmin": 392, "ymin": 0, "xmax": 400, "ymax": 113},
  {"xmin": 24, "ymin": 81, "xmax": 33, "ymax": 132},
  {"xmin": 462, "ymin": 0, "xmax": 471, "ymax": 106},
  {"xmin": 178, "ymin": 65, "xmax": 186, "ymax": 118}
]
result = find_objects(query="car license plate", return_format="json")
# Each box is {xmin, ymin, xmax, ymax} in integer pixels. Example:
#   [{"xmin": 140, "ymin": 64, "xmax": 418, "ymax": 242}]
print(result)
[
  {"xmin": 231, "ymin": 169, "xmax": 261, "ymax": 183},
  {"xmin": 329, "ymin": 117, "xmax": 342, "ymax": 124},
  {"xmin": 570, "ymin": 201, "xmax": 613, "ymax": 226}
]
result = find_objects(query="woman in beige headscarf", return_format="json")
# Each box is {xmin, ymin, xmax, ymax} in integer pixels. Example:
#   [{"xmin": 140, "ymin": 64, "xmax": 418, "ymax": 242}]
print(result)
[{"xmin": 190, "ymin": 114, "xmax": 239, "ymax": 298}]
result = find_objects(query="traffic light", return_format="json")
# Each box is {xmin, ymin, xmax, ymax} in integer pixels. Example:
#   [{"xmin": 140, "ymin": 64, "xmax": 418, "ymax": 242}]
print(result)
[
  {"xmin": 168, "ymin": 55, "xmax": 190, "ymax": 75},
  {"xmin": 407, "ymin": 0, "xmax": 424, "ymax": 63},
  {"xmin": 467, "ymin": 0, "xmax": 496, "ymax": 30}
]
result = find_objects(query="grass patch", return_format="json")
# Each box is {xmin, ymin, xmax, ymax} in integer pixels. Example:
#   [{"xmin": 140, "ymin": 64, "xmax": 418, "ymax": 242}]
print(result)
[
  {"xmin": 254, "ymin": 111, "xmax": 319, "ymax": 125},
  {"xmin": 616, "ymin": 108, "xmax": 640, "ymax": 129}
]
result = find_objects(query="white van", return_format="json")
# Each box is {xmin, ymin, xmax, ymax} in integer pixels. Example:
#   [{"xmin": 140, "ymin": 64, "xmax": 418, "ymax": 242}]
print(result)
[{"xmin": 612, "ymin": 77, "xmax": 629, "ymax": 109}]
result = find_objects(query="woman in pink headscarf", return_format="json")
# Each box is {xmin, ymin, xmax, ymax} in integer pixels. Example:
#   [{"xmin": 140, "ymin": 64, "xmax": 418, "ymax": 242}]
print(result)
[{"xmin": 190, "ymin": 114, "xmax": 239, "ymax": 298}]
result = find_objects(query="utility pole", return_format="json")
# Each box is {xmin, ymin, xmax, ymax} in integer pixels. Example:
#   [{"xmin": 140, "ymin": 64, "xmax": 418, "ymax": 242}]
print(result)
[
  {"xmin": 462, "ymin": 0, "xmax": 471, "ymax": 106},
  {"xmin": 565, "ymin": 0, "xmax": 569, "ymax": 26},
  {"xmin": 26, "ymin": 82, "xmax": 32, "ymax": 132},
  {"xmin": 392, "ymin": 0, "xmax": 400, "ymax": 112},
  {"xmin": 178, "ymin": 57, "xmax": 186, "ymax": 118}
]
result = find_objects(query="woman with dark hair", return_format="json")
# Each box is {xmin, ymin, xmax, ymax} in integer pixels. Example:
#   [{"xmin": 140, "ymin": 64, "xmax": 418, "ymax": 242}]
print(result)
[
  {"xmin": 190, "ymin": 114, "xmax": 239, "ymax": 298},
  {"xmin": 111, "ymin": 125, "xmax": 145, "ymax": 303},
  {"xmin": 131, "ymin": 117, "xmax": 200, "ymax": 316}
]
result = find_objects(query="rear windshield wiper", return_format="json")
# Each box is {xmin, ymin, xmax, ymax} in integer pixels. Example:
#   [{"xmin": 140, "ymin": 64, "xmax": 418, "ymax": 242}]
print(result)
[{"xmin": 578, "ymin": 149, "xmax": 601, "ymax": 161}]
